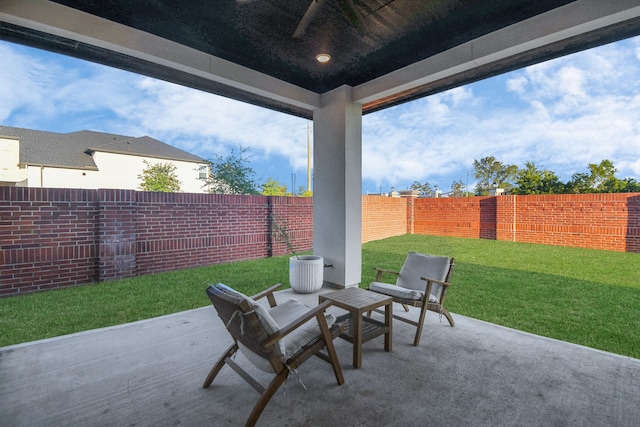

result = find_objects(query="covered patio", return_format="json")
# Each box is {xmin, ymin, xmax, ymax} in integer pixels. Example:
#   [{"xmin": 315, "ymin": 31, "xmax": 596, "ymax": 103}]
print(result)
[
  {"xmin": 2, "ymin": 2, "xmax": 640, "ymax": 425},
  {"xmin": 2, "ymin": 1, "xmax": 640, "ymax": 288},
  {"xmin": 1, "ymin": 287, "xmax": 639, "ymax": 426}
]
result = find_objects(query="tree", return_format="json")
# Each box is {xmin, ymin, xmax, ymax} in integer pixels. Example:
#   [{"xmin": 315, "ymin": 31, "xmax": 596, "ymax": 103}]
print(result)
[
  {"xmin": 512, "ymin": 162, "xmax": 564, "ymax": 195},
  {"xmin": 449, "ymin": 180, "xmax": 467, "ymax": 197},
  {"xmin": 296, "ymin": 186, "xmax": 313, "ymax": 197},
  {"xmin": 566, "ymin": 172, "xmax": 591, "ymax": 194},
  {"xmin": 410, "ymin": 180, "xmax": 433, "ymax": 196},
  {"xmin": 566, "ymin": 159, "xmax": 617, "ymax": 193},
  {"xmin": 589, "ymin": 159, "xmax": 618, "ymax": 190},
  {"xmin": 579, "ymin": 160, "xmax": 640, "ymax": 193},
  {"xmin": 613, "ymin": 177, "xmax": 640, "ymax": 193},
  {"xmin": 473, "ymin": 156, "xmax": 517, "ymax": 195},
  {"xmin": 202, "ymin": 146, "xmax": 258, "ymax": 195},
  {"xmin": 260, "ymin": 177, "xmax": 289, "ymax": 196},
  {"xmin": 137, "ymin": 160, "xmax": 182, "ymax": 192}
]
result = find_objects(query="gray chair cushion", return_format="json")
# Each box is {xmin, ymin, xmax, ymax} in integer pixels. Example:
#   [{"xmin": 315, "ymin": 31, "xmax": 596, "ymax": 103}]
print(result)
[
  {"xmin": 214, "ymin": 284, "xmax": 335, "ymax": 373},
  {"xmin": 369, "ymin": 281, "xmax": 440, "ymax": 303},
  {"xmin": 269, "ymin": 299, "xmax": 336, "ymax": 359},
  {"xmin": 397, "ymin": 252, "xmax": 449, "ymax": 289},
  {"xmin": 213, "ymin": 284, "xmax": 283, "ymax": 371},
  {"xmin": 370, "ymin": 281, "xmax": 423, "ymax": 300},
  {"xmin": 370, "ymin": 252, "xmax": 449, "ymax": 302}
]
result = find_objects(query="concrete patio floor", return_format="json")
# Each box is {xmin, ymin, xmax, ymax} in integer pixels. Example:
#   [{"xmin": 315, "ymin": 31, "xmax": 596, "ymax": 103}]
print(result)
[{"xmin": 1, "ymin": 286, "xmax": 639, "ymax": 426}]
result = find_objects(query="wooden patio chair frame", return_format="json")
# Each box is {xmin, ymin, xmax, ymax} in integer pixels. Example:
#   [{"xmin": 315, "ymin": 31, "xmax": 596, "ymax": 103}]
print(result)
[
  {"xmin": 203, "ymin": 283, "xmax": 344, "ymax": 427},
  {"xmin": 368, "ymin": 254, "xmax": 455, "ymax": 346}
]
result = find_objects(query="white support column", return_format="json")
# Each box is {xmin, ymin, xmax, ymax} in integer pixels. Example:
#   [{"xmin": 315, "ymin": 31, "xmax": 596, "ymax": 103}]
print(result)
[{"xmin": 313, "ymin": 86, "xmax": 362, "ymax": 288}]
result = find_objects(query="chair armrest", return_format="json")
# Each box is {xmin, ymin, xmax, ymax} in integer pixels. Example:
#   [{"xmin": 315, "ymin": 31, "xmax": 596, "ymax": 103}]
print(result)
[
  {"xmin": 420, "ymin": 278, "xmax": 453, "ymax": 288},
  {"xmin": 252, "ymin": 283, "xmax": 283, "ymax": 308},
  {"xmin": 420, "ymin": 277, "xmax": 453, "ymax": 304},
  {"xmin": 373, "ymin": 267, "xmax": 400, "ymax": 282},
  {"xmin": 261, "ymin": 300, "xmax": 333, "ymax": 348}
]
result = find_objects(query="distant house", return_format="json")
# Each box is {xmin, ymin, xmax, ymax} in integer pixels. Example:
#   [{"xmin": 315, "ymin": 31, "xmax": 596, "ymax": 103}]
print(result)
[{"xmin": 0, "ymin": 126, "xmax": 209, "ymax": 193}]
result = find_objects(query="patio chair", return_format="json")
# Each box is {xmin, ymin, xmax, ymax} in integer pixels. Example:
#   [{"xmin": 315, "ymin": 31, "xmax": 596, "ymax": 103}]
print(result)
[
  {"xmin": 368, "ymin": 252, "xmax": 455, "ymax": 346},
  {"xmin": 203, "ymin": 283, "xmax": 344, "ymax": 427}
]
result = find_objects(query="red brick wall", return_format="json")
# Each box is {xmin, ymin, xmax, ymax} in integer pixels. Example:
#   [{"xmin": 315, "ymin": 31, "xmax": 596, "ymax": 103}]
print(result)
[
  {"xmin": 362, "ymin": 196, "xmax": 407, "ymax": 243},
  {"xmin": 413, "ymin": 196, "xmax": 488, "ymax": 238},
  {"xmin": 0, "ymin": 188, "xmax": 312, "ymax": 296},
  {"xmin": 0, "ymin": 187, "xmax": 99, "ymax": 296},
  {"xmin": 408, "ymin": 193, "xmax": 640, "ymax": 252},
  {"xmin": 134, "ymin": 192, "xmax": 270, "ymax": 277},
  {"xmin": 629, "ymin": 195, "xmax": 640, "ymax": 253},
  {"xmin": 507, "ymin": 193, "xmax": 640, "ymax": 252},
  {"xmin": 2, "ymin": 190, "xmax": 638, "ymax": 297},
  {"xmin": 98, "ymin": 189, "xmax": 136, "ymax": 281},
  {"xmin": 269, "ymin": 195, "xmax": 314, "ymax": 256}
]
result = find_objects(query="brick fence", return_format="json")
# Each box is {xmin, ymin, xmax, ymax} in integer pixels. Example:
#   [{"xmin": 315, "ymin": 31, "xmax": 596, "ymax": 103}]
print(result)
[
  {"xmin": 1, "ymin": 188, "xmax": 638, "ymax": 296},
  {"xmin": 409, "ymin": 193, "xmax": 640, "ymax": 252},
  {"xmin": 362, "ymin": 195, "xmax": 408, "ymax": 242},
  {"xmin": 0, "ymin": 187, "xmax": 311, "ymax": 296}
]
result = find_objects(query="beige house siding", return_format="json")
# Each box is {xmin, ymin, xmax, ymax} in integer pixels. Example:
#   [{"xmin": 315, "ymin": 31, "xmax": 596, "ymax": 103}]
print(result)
[
  {"xmin": 0, "ymin": 129, "xmax": 208, "ymax": 192},
  {"xmin": 21, "ymin": 152, "xmax": 207, "ymax": 192},
  {"xmin": 0, "ymin": 136, "xmax": 27, "ymax": 185}
]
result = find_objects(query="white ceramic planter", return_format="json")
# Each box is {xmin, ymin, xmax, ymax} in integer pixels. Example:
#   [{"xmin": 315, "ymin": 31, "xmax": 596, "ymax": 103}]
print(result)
[{"xmin": 289, "ymin": 255, "xmax": 324, "ymax": 294}]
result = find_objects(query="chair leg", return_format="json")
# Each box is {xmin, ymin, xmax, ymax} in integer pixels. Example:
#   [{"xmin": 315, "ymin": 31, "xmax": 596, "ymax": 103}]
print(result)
[
  {"xmin": 413, "ymin": 305, "xmax": 429, "ymax": 346},
  {"xmin": 245, "ymin": 369, "xmax": 289, "ymax": 427},
  {"xmin": 441, "ymin": 307, "xmax": 455, "ymax": 327},
  {"xmin": 325, "ymin": 334, "xmax": 345, "ymax": 385},
  {"xmin": 203, "ymin": 343, "xmax": 238, "ymax": 388},
  {"xmin": 317, "ymin": 314, "xmax": 345, "ymax": 385}
]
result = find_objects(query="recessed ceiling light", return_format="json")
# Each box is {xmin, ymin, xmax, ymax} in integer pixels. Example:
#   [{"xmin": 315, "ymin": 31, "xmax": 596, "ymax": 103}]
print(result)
[{"xmin": 316, "ymin": 53, "xmax": 331, "ymax": 63}]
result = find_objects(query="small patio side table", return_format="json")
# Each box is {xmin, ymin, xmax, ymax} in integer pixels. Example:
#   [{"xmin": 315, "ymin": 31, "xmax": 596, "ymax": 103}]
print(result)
[{"xmin": 319, "ymin": 287, "xmax": 392, "ymax": 368}]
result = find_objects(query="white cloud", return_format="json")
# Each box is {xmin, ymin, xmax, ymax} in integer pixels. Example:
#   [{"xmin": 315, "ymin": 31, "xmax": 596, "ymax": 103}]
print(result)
[
  {"xmin": 0, "ymin": 43, "xmax": 143, "ymax": 132},
  {"xmin": 110, "ymin": 77, "xmax": 310, "ymax": 172},
  {"xmin": 0, "ymin": 43, "xmax": 311, "ymax": 182},
  {"xmin": 506, "ymin": 75, "xmax": 528, "ymax": 95},
  {"xmin": 363, "ymin": 37, "xmax": 640, "ymax": 189},
  {"xmin": 0, "ymin": 44, "xmax": 53, "ymax": 123},
  {"xmin": 2, "ymin": 35, "xmax": 640, "ymax": 192}
]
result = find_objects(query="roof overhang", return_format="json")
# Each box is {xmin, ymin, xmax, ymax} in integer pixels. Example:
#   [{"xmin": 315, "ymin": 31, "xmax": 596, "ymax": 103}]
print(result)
[
  {"xmin": 1, "ymin": 1, "xmax": 640, "ymax": 118},
  {"xmin": 19, "ymin": 162, "xmax": 99, "ymax": 171}
]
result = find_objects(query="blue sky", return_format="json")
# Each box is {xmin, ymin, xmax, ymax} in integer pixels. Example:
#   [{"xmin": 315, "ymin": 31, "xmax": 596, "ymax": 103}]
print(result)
[{"xmin": 2, "ymin": 36, "xmax": 640, "ymax": 195}]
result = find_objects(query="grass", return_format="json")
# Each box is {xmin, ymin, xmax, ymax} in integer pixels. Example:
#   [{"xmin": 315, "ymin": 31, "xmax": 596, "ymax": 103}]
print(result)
[
  {"xmin": 1, "ymin": 235, "xmax": 639, "ymax": 359},
  {"xmin": 0, "ymin": 256, "xmax": 291, "ymax": 347}
]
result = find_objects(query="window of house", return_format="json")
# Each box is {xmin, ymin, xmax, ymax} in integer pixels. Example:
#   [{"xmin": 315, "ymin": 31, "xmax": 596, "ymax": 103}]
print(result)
[{"xmin": 198, "ymin": 164, "xmax": 208, "ymax": 179}]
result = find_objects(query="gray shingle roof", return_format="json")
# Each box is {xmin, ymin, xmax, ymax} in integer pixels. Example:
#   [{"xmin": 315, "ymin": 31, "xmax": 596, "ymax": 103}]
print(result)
[{"xmin": 0, "ymin": 126, "xmax": 205, "ymax": 170}]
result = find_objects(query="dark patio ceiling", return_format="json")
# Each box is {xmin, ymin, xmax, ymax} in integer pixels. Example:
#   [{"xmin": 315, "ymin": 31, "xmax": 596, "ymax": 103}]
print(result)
[
  {"xmin": 49, "ymin": 0, "xmax": 576, "ymax": 93},
  {"xmin": 2, "ymin": 1, "xmax": 640, "ymax": 117}
]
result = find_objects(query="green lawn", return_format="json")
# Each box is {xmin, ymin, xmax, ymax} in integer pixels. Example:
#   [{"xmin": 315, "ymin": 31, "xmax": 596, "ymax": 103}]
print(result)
[{"xmin": 1, "ymin": 235, "xmax": 639, "ymax": 359}]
